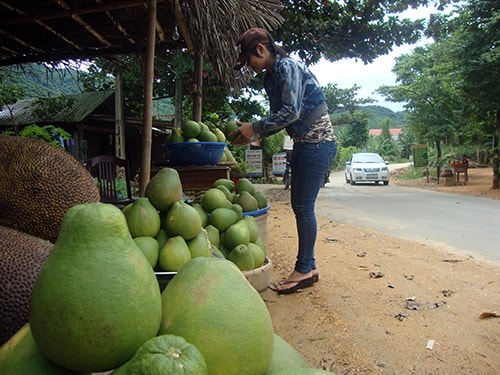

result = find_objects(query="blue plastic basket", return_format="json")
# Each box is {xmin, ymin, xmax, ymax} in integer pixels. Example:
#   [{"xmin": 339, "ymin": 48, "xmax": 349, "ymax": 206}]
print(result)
[
  {"xmin": 242, "ymin": 204, "xmax": 271, "ymax": 217},
  {"xmin": 162, "ymin": 142, "xmax": 226, "ymax": 166}
]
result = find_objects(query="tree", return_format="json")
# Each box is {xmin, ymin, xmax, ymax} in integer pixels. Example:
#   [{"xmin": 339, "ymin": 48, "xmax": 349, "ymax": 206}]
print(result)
[
  {"xmin": 378, "ymin": 0, "xmax": 499, "ymax": 187},
  {"xmin": 275, "ymin": 0, "xmax": 454, "ymax": 64},
  {"xmin": 448, "ymin": 0, "xmax": 500, "ymax": 188},
  {"xmin": 376, "ymin": 43, "xmax": 465, "ymax": 164}
]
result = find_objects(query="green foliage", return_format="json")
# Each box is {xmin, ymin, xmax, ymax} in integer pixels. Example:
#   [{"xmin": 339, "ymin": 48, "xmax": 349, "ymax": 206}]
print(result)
[
  {"xmin": 1, "ymin": 124, "xmax": 71, "ymax": 148},
  {"xmin": 261, "ymin": 131, "xmax": 285, "ymax": 160},
  {"xmin": 342, "ymin": 112, "xmax": 370, "ymax": 149},
  {"xmin": 323, "ymin": 83, "xmax": 374, "ymax": 113},
  {"xmin": 336, "ymin": 146, "xmax": 361, "ymax": 169},
  {"xmin": 275, "ymin": 0, "xmax": 440, "ymax": 64}
]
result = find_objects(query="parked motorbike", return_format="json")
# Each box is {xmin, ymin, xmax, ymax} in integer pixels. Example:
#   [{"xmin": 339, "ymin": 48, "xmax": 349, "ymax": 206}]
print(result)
[{"xmin": 283, "ymin": 161, "xmax": 291, "ymax": 190}]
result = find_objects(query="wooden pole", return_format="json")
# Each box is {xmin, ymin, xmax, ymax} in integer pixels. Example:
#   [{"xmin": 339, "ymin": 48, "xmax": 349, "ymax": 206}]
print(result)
[
  {"xmin": 193, "ymin": 50, "xmax": 203, "ymax": 121},
  {"xmin": 139, "ymin": 0, "xmax": 157, "ymax": 196},
  {"xmin": 114, "ymin": 71, "xmax": 126, "ymax": 159}
]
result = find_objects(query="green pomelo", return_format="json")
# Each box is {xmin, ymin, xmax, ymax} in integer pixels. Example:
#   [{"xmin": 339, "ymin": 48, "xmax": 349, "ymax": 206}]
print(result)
[
  {"xmin": 225, "ymin": 147, "xmax": 236, "ymax": 162},
  {"xmin": 213, "ymin": 178, "xmax": 234, "ymax": 192},
  {"xmin": 144, "ymin": 168, "xmax": 183, "ymax": 213},
  {"xmin": 0, "ymin": 324, "xmax": 90, "ymax": 375},
  {"xmin": 243, "ymin": 215, "xmax": 259, "ymax": 242},
  {"xmin": 254, "ymin": 190, "xmax": 268, "ymax": 209},
  {"xmin": 218, "ymin": 151, "xmax": 227, "ymax": 163},
  {"xmin": 29, "ymin": 203, "xmax": 162, "ymax": 372},
  {"xmin": 192, "ymin": 202, "xmax": 208, "ymax": 227},
  {"xmin": 187, "ymin": 229, "xmax": 212, "ymax": 258},
  {"xmin": 121, "ymin": 202, "xmax": 133, "ymax": 215},
  {"xmin": 208, "ymin": 207, "xmax": 238, "ymax": 232},
  {"xmin": 169, "ymin": 128, "xmax": 185, "ymax": 143},
  {"xmin": 216, "ymin": 184, "xmax": 233, "ymax": 203},
  {"xmin": 235, "ymin": 191, "xmax": 259, "ymax": 212},
  {"xmin": 158, "ymin": 236, "xmax": 191, "ymax": 272},
  {"xmin": 236, "ymin": 178, "xmax": 255, "ymax": 195},
  {"xmin": 164, "ymin": 201, "xmax": 202, "ymax": 240},
  {"xmin": 182, "ymin": 120, "xmax": 201, "ymax": 139},
  {"xmin": 198, "ymin": 121, "xmax": 210, "ymax": 131},
  {"xmin": 223, "ymin": 219, "xmax": 250, "ymax": 250},
  {"xmin": 218, "ymin": 244, "xmax": 230, "ymax": 259},
  {"xmin": 255, "ymin": 235, "xmax": 266, "ymax": 253},
  {"xmin": 204, "ymin": 224, "xmax": 220, "ymax": 248},
  {"xmin": 213, "ymin": 128, "xmax": 226, "ymax": 143},
  {"xmin": 187, "ymin": 138, "xmax": 199, "ymax": 142},
  {"xmin": 124, "ymin": 197, "xmax": 161, "ymax": 238},
  {"xmin": 211, "ymin": 245, "xmax": 225, "ymax": 259},
  {"xmin": 155, "ymin": 229, "xmax": 169, "ymax": 250},
  {"xmin": 159, "ymin": 257, "xmax": 274, "ymax": 375},
  {"xmin": 198, "ymin": 130, "xmax": 218, "ymax": 142},
  {"xmin": 265, "ymin": 334, "xmax": 312, "ymax": 374},
  {"xmin": 228, "ymin": 244, "xmax": 255, "ymax": 271},
  {"xmin": 231, "ymin": 203, "xmax": 243, "ymax": 220},
  {"xmin": 247, "ymin": 242, "xmax": 265, "ymax": 268},
  {"xmin": 201, "ymin": 188, "xmax": 231, "ymax": 213},
  {"xmin": 133, "ymin": 236, "xmax": 159, "ymax": 268},
  {"xmin": 111, "ymin": 334, "xmax": 208, "ymax": 375},
  {"xmin": 223, "ymin": 120, "xmax": 239, "ymax": 138}
]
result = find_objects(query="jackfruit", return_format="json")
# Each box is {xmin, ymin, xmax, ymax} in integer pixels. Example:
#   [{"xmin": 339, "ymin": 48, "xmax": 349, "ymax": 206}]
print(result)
[
  {"xmin": 0, "ymin": 136, "xmax": 100, "ymax": 242},
  {"xmin": 0, "ymin": 226, "xmax": 53, "ymax": 346}
]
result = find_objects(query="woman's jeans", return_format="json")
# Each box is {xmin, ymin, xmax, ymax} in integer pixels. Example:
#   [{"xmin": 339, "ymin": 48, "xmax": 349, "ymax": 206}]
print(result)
[{"xmin": 290, "ymin": 140, "xmax": 337, "ymax": 273}]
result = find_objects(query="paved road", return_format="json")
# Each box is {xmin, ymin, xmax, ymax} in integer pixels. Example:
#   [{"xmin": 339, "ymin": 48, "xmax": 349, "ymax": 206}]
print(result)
[{"xmin": 316, "ymin": 165, "xmax": 500, "ymax": 264}]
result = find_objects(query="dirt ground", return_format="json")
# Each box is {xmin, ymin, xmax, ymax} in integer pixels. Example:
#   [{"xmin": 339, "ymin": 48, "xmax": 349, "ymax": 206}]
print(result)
[{"xmin": 259, "ymin": 166, "xmax": 499, "ymax": 374}]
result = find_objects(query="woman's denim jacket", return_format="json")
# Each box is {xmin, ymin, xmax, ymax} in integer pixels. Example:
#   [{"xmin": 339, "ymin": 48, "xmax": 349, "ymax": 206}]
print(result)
[{"xmin": 252, "ymin": 56, "xmax": 328, "ymax": 138}]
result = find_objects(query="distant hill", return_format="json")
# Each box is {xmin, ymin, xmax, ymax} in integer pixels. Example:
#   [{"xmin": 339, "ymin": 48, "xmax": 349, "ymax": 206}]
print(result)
[
  {"xmin": 5, "ymin": 63, "xmax": 84, "ymax": 98},
  {"xmin": 361, "ymin": 105, "xmax": 408, "ymax": 128},
  {"xmin": 2, "ymin": 63, "xmax": 173, "ymax": 118}
]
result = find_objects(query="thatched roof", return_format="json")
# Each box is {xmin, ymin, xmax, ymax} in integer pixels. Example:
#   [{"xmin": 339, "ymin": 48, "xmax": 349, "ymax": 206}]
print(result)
[{"xmin": 0, "ymin": 0, "xmax": 284, "ymax": 88}]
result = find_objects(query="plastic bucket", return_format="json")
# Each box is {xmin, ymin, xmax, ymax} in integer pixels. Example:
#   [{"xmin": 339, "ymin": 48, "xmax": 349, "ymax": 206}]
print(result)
[{"xmin": 243, "ymin": 257, "xmax": 272, "ymax": 292}]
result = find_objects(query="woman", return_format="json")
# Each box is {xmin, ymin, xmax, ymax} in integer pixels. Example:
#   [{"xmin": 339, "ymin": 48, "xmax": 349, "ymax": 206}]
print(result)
[{"xmin": 232, "ymin": 28, "xmax": 337, "ymax": 294}]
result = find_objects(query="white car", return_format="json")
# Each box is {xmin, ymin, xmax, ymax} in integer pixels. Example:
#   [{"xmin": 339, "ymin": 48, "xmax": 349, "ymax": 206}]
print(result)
[{"xmin": 345, "ymin": 152, "xmax": 389, "ymax": 185}]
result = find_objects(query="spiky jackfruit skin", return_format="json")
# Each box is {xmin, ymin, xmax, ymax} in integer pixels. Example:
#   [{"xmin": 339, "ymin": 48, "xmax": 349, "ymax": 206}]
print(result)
[
  {"xmin": 0, "ymin": 226, "xmax": 53, "ymax": 346},
  {"xmin": 0, "ymin": 136, "xmax": 100, "ymax": 242}
]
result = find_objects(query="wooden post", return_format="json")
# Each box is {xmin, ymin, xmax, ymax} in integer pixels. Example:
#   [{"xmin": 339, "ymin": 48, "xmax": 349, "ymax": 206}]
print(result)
[
  {"xmin": 192, "ymin": 50, "xmax": 203, "ymax": 121},
  {"xmin": 139, "ymin": 0, "xmax": 157, "ymax": 196},
  {"xmin": 114, "ymin": 71, "xmax": 126, "ymax": 159}
]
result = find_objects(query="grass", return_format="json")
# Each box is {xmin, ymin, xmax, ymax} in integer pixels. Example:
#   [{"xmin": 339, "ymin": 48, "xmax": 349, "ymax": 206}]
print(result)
[{"xmin": 392, "ymin": 166, "xmax": 428, "ymax": 181}]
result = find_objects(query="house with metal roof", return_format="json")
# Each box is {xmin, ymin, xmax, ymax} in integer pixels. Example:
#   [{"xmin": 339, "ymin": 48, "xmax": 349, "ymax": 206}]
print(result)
[{"xmin": 0, "ymin": 91, "xmax": 173, "ymax": 174}]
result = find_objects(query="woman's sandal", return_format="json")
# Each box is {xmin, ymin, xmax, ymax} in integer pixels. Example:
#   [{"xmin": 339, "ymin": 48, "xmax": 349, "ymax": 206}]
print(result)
[{"xmin": 269, "ymin": 276, "xmax": 316, "ymax": 295}]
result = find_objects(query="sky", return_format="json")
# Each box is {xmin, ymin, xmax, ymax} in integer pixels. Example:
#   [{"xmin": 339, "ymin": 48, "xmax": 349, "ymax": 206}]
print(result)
[{"xmin": 309, "ymin": 6, "xmax": 439, "ymax": 112}]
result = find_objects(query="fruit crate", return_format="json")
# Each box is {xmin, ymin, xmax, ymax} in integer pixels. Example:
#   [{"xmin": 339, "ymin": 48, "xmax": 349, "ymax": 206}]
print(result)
[{"xmin": 162, "ymin": 142, "xmax": 226, "ymax": 166}]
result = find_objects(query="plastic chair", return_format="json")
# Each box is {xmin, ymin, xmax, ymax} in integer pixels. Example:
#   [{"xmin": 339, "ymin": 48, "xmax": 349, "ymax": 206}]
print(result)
[{"xmin": 87, "ymin": 155, "xmax": 136, "ymax": 208}]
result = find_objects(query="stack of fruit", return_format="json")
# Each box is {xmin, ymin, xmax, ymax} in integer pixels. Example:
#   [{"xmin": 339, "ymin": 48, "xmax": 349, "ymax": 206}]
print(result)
[
  {"xmin": 123, "ymin": 167, "xmax": 268, "ymax": 274},
  {"xmin": 165, "ymin": 119, "xmax": 236, "ymax": 164},
  {"xmin": 0, "ymin": 165, "xmax": 333, "ymax": 374},
  {"xmin": 199, "ymin": 177, "xmax": 269, "ymax": 272}
]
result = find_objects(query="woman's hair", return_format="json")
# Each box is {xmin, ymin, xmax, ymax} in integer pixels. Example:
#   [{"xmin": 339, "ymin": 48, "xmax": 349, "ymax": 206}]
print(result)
[{"xmin": 251, "ymin": 31, "xmax": 289, "ymax": 59}]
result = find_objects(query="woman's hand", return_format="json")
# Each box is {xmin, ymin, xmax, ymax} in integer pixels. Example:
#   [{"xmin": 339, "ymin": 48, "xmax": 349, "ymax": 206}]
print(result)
[{"xmin": 229, "ymin": 122, "xmax": 256, "ymax": 146}]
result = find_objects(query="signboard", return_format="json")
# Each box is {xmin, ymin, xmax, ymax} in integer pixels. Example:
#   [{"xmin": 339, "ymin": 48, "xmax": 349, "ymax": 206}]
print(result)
[
  {"xmin": 272, "ymin": 152, "xmax": 287, "ymax": 175},
  {"xmin": 245, "ymin": 149, "xmax": 263, "ymax": 177},
  {"xmin": 412, "ymin": 144, "xmax": 428, "ymax": 167}
]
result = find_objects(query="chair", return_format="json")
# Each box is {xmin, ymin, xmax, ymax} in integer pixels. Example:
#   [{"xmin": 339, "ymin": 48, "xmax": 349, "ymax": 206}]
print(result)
[{"xmin": 87, "ymin": 155, "xmax": 136, "ymax": 208}]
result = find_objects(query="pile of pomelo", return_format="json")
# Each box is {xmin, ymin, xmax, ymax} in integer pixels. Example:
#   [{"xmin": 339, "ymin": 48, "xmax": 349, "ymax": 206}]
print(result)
[
  {"xmin": 0, "ymin": 166, "xmax": 334, "ymax": 375},
  {"xmin": 166, "ymin": 119, "xmax": 236, "ymax": 164},
  {"xmin": 198, "ymin": 177, "xmax": 269, "ymax": 271},
  {"xmin": 122, "ymin": 168, "xmax": 268, "ymax": 273}
]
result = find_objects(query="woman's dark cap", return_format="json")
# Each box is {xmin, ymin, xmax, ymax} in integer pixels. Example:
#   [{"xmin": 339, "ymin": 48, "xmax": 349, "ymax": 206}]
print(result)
[{"xmin": 233, "ymin": 28, "xmax": 271, "ymax": 70}]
